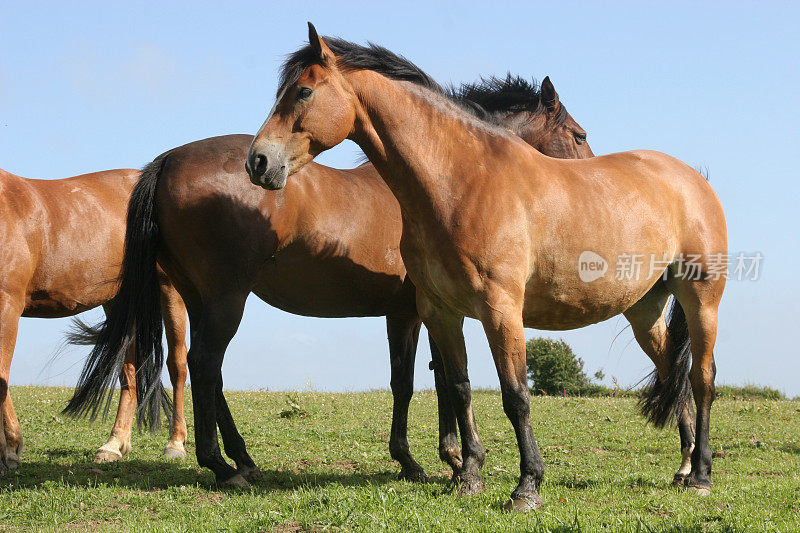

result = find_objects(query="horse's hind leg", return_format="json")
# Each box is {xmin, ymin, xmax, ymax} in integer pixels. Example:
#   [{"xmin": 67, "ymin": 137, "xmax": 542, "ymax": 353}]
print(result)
[
  {"xmin": 186, "ymin": 293, "xmax": 249, "ymax": 487},
  {"xmin": 94, "ymin": 303, "xmax": 136, "ymax": 463},
  {"xmin": 0, "ymin": 292, "xmax": 23, "ymax": 474},
  {"xmin": 417, "ymin": 293, "xmax": 486, "ymax": 497},
  {"xmin": 671, "ymin": 276, "xmax": 724, "ymax": 495},
  {"xmin": 624, "ymin": 284, "xmax": 695, "ymax": 485},
  {"xmin": 215, "ymin": 376, "xmax": 261, "ymax": 482},
  {"xmin": 429, "ymin": 333, "xmax": 462, "ymax": 473},
  {"xmin": 386, "ymin": 313, "xmax": 427, "ymax": 482},
  {"xmin": 159, "ymin": 276, "xmax": 189, "ymax": 460}
]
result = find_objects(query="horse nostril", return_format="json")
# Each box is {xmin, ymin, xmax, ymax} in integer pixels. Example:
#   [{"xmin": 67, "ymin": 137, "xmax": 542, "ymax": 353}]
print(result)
[{"xmin": 254, "ymin": 154, "xmax": 268, "ymax": 177}]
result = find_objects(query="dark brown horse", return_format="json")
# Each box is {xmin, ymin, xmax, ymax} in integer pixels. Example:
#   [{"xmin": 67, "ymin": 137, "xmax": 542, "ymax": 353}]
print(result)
[
  {"xmin": 244, "ymin": 27, "xmax": 726, "ymax": 511},
  {"xmin": 65, "ymin": 75, "xmax": 592, "ymax": 485},
  {"xmin": 0, "ymin": 168, "xmax": 188, "ymax": 474}
]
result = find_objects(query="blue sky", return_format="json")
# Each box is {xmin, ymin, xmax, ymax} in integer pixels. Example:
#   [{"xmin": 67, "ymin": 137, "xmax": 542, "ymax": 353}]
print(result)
[{"xmin": 1, "ymin": 2, "xmax": 798, "ymax": 394}]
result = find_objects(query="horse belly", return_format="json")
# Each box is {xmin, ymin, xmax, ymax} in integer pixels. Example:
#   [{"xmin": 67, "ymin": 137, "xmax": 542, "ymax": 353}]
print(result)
[
  {"xmin": 521, "ymin": 251, "xmax": 669, "ymax": 330},
  {"xmin": 24, "ymin": 228, "xmax": 124, "ymax": 318},
  {"xmin": 24, "ymin": 256, "xmax": 121, "ymax": 318},
  {"xmin": 22, "ymin": 290, "xmax": 113, "ymax": 318},
  {"xmin": 252, "ymin": 241, "xmax": 408, "ymax": 318}
]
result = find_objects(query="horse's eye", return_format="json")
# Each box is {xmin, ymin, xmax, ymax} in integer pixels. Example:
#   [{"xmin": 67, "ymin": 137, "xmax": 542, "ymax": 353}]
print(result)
[
  {"xmin": 296, "ymin": 87, "xmax": 313, "ymax": 100},
  {"xmin": 574, "ymin": 132, "xmax": 587, "ymax": 144}
]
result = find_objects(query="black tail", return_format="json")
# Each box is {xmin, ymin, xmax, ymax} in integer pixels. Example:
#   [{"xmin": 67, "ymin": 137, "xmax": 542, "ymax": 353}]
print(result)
[
  {"xmin": 638, "ymin": 298, "xmax": 693, "ymax": 428},
  {"xmin": 65, "ymin": 318, "xmax": 103, "ymax": 346},
  {"xmin": 63, "ymin": 156, "xmax": 170, "ymax": 431}
]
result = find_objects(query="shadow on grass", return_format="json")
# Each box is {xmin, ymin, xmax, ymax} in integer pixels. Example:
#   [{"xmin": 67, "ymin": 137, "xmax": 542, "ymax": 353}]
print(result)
[
  {"xmin": 0, "ymin": 458, "xmax": 452, "ymax": 494},
  {"xmin": 0, "ymin": 458, "xmax": 205, "ymax": 492},
  {"xmin": 3, "ymin": 452, "xmax": 673, "ymax": 496},
  {"xmin": 553, "ymin": 475, "xmax": 663, "ymax": 491},
  {"xmin": 249, "ymin": 469, "xmax": 452, "ymax": 495},
  {"xmin": 779, "ymin": 443, "xmax": 800, "ymax": 455},
  {"xmin": 556, "ymin": 477, "xmax": 604, "ymax": 490},
  {"xmin": 44, "ymin": 448, "xmax": 77, "ymax": 459}
]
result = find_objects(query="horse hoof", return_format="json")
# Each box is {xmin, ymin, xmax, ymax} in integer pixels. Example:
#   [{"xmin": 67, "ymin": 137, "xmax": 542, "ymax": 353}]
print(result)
[
  {"xmin": 163, "ymin": 445, "xmax": 187, "ymax": 460},
  {"xmin": 239, "ymin": 466, "xmax": 263, "ymax": 482},
  {"xmin": 398, "ymin": 466, "xmax": 428, "ymax": 483},
  {"xmin": 3, "ymin": 453, "xmax": 20, "ymax": 471},
  {"xmin": 93, "ymin": 448, "xmax": 123, "ymax": 464},
  {"xmin": 672, "ymin": 473, "xmax": 689, "ymax": 487},
  {"xmin": 455, "ymin": 474, "xmax": 486, "ymax": 496},
  {"xmin": 503, "ymin": 493, "xmax": 544, "ymax": 513},
  {"xmin": 687, "ymin": 484, "xmax": 712, "ymax": 496},
  {"xmin": 219, "ymin": 474, "xmax": 249, "ymax": 489}
]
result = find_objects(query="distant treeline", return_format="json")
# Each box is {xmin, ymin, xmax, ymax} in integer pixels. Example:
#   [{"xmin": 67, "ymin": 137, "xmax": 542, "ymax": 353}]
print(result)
[
  {"xmin": 533, "ymin": 383, "xmax": 791, "ymax": 401},
  {"xmin": 525, "ymin": 337, "xmax": 792, "ymax": 401}
]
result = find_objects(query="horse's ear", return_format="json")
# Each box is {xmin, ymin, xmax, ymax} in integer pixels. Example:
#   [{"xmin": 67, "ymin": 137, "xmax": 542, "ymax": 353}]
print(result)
[
  {"xmin": 541, "ymin": 76, "xmax": 561, "ymax": 113},
  {"xmin": 307, "ymin": 22, "xmax": 333, "ymax": 62}
]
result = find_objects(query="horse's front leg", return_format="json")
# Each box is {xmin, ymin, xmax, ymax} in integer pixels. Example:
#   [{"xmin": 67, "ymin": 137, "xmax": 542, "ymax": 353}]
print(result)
[
  {"xmin": 480, "ymin": 291, "xmax": 544, "ymax": 512},
  {"xmin": 0, "ymin": 292, "xmax": 23, "ymax": 475},
  {"xmin": 1, "ymin": 393, "xmax": 22, "ymax": 472}
]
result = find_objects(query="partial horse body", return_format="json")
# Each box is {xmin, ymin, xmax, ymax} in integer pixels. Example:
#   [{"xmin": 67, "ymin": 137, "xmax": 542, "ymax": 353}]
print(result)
[
  {"xmin": 0, "ymin": 168, "xmax": 189, "ymax": 473},
  {"xmin": 65, "ymin": 75, "xmax": 593, "ymax": 486},
  {"xmin": 245, "ymin": 27, "xmax": 726, "ymax": 511}
]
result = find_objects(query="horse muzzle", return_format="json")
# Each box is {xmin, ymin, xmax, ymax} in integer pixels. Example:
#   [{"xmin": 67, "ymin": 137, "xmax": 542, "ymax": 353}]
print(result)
[{"xmin": 246, "ymin": 144, "xmax": 289, "ymax": 190}]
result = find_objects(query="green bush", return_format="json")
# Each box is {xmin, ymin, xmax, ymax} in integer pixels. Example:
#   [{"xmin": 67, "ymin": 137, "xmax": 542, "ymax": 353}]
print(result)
[
  {"xmin": 526, "ymin": 337, "xmax": 602, "ymax": 396},
  {"xmin": 525, "ymin": 337, "xmax": 787, "ymax": 400}
]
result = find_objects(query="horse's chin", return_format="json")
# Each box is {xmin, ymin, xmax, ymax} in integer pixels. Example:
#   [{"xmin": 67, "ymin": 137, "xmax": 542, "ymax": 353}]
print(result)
[
  {"xmin": 251, "ymin": 169, "xmax": 288, "ymax": 190},
  {"xmin": 262, "ymin": 175, "xmax": 287, "ymax": 190},
  {"xmin": 261, "ymin": 176, "xmax": 286, "ymax": 191}
]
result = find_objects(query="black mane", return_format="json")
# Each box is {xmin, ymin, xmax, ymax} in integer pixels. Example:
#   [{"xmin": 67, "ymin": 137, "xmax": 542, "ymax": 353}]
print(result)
[
  {"xmin": 280, "ymin": 37, "xmax": 563, "ymax": 127},
  {"xmin": 454, "ymin": 75, "xmax": 570, "ymax": 126},
  {"xmin": 280, "ymin": 37, "xmax": 446, "ymax": 97}
]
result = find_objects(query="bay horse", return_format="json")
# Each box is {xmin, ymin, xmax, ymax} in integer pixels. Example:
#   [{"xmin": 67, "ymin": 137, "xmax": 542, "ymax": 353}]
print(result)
[
  {"xmin": 244, "ymin": 26, "xmax": 726, "ymax": 511},
  {"xmin": 64, "ymin": 76, "xmax": 593, "ymax": 485},
  {"xmin": 0, "ymin": 167, "xmax": 189, "ymax": 474}
]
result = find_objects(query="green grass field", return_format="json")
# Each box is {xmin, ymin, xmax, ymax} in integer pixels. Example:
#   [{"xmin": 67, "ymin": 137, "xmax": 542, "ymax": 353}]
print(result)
[{"xmin": 1, "ymin": 387, "xmax": 798, "ymax": 531}]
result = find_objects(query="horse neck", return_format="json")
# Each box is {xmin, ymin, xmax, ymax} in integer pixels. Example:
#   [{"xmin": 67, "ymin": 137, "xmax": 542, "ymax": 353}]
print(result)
[
  {"xmin": 492, "ymin": 110, "xmax": 546, "ymax": 147},
  {"xmin": 510, "ymin": 113, "xmax": 550, "ymax": 150},
  {"xmin": 348, "ymin": 71, "xmax": 528, "ymax": 223}
]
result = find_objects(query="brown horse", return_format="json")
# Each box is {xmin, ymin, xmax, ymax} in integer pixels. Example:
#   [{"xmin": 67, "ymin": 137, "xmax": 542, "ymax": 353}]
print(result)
[
  {"xmin": 0, "ymin": 167, "xmax": 189, "ymax": 474},
  {"xmin": 65, "ymin": 75, "xmax": 593, "ymax": 485},
  {"xmin": 244, "ymin": 26, "xmax": 727, "ymax": 511}
]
